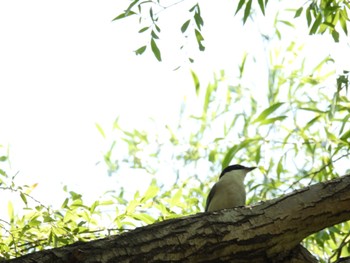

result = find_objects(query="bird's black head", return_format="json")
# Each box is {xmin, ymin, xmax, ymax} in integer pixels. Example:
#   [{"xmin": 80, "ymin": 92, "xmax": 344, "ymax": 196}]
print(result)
[{"xmin": 219, "ymin": 164, "xmax": 256, "ymax": 178}]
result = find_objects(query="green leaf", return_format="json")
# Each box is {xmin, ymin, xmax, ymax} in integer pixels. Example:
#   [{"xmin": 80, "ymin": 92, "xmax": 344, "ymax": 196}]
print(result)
[
  {"xmin": 340, "ymin": 129, "xmax": 350, "ymax": 142},
  {"xmin": 279, "ymin": 20, "xmax": 295, "ymax": 28},
  {"xmin": 95, "ymin": 123, "xmax": 106, "ymax": 139},
  {"xmin": 276, "ymin": 157, "xmax": 284, "ymax": 179},
  {"xmin": 222, "ymin": 140, "xmax": 252, "ymax": 168},
  {"xmin": 138, "ymin": 27, "xmax": 149, "ymax": 33},
  {"xmin": 151, "ymin": 30, "xmax": 159, "ymax": 39},
  {"xmin": 155, "ymin": 24, "xmax": 161, "ymax": 33},
  {"xmin": 294, "ymin": 7, "xmax": 303, "ymax": 18},
  {"xmin": 181, "ymin": 20, "xmax": 191, "ymax": 33},
  {"xmin": 194, "ymin": 11, "xmax": 204, "ymax": 30},
  {"xmin": 8, "ymin": 201, "xmax": 14, "ymax": 223},
  {"xmin": 195, "ymin": 29, "xmax": 205, "ymax": 51},
  {"xmin": 141, "ymin": 179, "xmax": 159, "ymax": 202},
  {"xmin": 90, "ymin": 201, "xmax": 99, "ymax": 213},
  {"xmin": 203, "ymin": 83, "xmax": 215, "ymax": 115},
  {"xmin": 255, "ymin": 145, "xmax": 261, "ymax": 163},
  {"xmin": 134, "ymin": 45, "xmax": 147, "ymax": 55},
  {"xmin": 149, "ymin": 7, "xmax": 154, "ymax": 21},
  {"xmin": 191, "ymin": 70, "xmax": 200, "ymax": 96},
  {"xmin": 61, "ymin": 198, "xmax": 69, "ymax": 208},
  {"xmin": 235, "ymin": 0, "xmax": 246, "ymax": 15},
  {"xmin": 125, "ymin": 0, "xmax": 139, "ymax": 14},
  {"xmin": 339, "ymin": 114, "xmax": 350, "ymax": 135},
  {"xmin": 189, "ymin": 4, "xmax": 197, "ymax": 12},
  {"xmin": 132, "ymin": 213, "xmax": 155, "ymax": 224},
  {"xmin": 331, "ymin": 30, "xmax": 339, "ymax": 42},
  {"xmin": 0, "ymin": 156, "xmax": 7, "ymax": 162},
  {"xmin": 209, "ymin": 150, "xmax": 217, "ymax": 163},
  {"xmin": 222, "ymin": 146, "xmax": 238, "ymax": 169},
  {"xmin": 243, "ymin": 0, "xmax": 252, "ymax": 24},
  {"xmin": 169, "ymin": 188, "xmax": 183, "ymax": 207},
  {"xmin": 340, "ymin": 9, "xmax": 348, "ymax": 35},
  {"xmin": 112, "ymin": 11, "xmax": 136, "ymax": 21},
  {"xmin": 304, "ymin": 116, "xmax": 321, "ymax": 130},
  {"xmin": 150, "ymin": 38, "xmax": 162, "ymax": 61},
  {"xmin": 20, "ymin": 192, "xmax": 27, "ymax": 205},
  {"xmin": 259, "ymin": 116, "xmax": 287, "ymax": 125},
  {"xmin": 252, "ymin": 102, "xmax": 285, "ymax": 124},
  {"xmin": 258, "ymin": 0, "xmax": 265, "ymax": 15},
  {"xmin": 306, "ymin": 7, "xmax": 312, "ymax": 27},
  {"xmin": 310, "ymin": 13, "xmax": 322, "ymax": 34}
]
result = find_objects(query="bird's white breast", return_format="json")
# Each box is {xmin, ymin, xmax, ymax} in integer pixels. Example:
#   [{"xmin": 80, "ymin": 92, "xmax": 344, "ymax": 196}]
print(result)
[{"xmin": 207, "ymin": 170, "xmax": 247, "ymax": 211}]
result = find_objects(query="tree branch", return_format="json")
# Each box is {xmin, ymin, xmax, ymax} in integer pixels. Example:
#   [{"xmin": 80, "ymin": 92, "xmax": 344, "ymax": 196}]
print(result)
[{"xmin": 8, "ymin": 174, "xmax": 350, "ymax": 263}]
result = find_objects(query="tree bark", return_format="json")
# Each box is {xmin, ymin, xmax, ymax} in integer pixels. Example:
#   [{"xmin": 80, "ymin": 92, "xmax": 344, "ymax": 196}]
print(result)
[{"xmin": 8, "ymin": 174, "xmax": 350, "ymax": 263}]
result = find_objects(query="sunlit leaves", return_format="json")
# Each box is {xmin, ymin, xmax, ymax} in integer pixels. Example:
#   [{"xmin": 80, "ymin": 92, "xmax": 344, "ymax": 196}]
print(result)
[
  {"xmin": 112, "ymin": 0, "xmax": 350, "ymax": 61},
  {"xmin": 7, "ymin": 201, "xmax": 14, "ymax": 223},
  {"xmin": 310, "ymin": 14, "xmax": 323, "ymax": 35},
  {"xmin": 191, "ymin": 70, "xmax": 200, "ymax": 96},
  {"xmin": 252, "ymin": 102, "xmax": 285, "ymax": 125},
  {"xmin": 235, "ymin": 0, "xmax": 267, "ymax": 23},
  {"xmin": 243, "ymin": 0, "xmax": 252, "ymax": 24},
  {"xmin": 299, "ymin": 0, "xmax": 350, "ymax": 41}
]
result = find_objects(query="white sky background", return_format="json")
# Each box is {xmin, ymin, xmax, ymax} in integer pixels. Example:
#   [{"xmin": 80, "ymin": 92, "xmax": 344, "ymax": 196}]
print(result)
[{"xmin": 1, "ymin": 0, "xmax": 349, "ymax": 215}]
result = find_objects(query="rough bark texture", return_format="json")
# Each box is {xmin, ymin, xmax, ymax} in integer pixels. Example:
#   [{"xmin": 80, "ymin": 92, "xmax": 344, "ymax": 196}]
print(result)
[{"xmin": 8, "ymin": 174, "xmax": 350, "ymax": 263}]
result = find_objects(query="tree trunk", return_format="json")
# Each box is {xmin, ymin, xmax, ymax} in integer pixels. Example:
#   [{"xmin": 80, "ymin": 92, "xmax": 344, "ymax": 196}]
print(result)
[{"xmin": 8, "ymin": 174, "xmax": 350, "ymax": 263}]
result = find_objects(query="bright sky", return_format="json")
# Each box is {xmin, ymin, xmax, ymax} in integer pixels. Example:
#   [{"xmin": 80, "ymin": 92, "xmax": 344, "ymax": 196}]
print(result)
[{"xmin": 1, "ymin": 1, "xmax": 349, "ymax": 213}]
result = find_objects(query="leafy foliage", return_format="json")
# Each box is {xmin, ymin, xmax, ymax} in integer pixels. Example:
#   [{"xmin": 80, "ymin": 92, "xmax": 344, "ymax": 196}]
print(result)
[
  {"xmin": 1, "ymin": 49, "xmax": 350, "ymax": 261},
  {"xmin": 1, "ymin": 1, "xmax": 350, "ymax": 262},
  {"xmin": 114, "ymin": 0, "xmax": 350, "ymax": 61}
]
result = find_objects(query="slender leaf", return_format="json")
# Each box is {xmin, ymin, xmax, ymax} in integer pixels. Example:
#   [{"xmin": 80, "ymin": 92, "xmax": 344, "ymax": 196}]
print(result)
[
  {"xmin": 181, "ymin": 20, "xmax": 191, "ymax": 33},
  {"xmin": 151, "ymin": 38, "xmax": 162, "ymax": 61},
  {"xmin": 340, "ymin": 8, "xmax": 348, "ymax": 35},
  {"xmin": 151, "ymin": 30, "xmax": 159, "ymax": 39},
  {"xmin": 340, "ymin": 129, "xmax": 350, "ymax": 142},
  {"xmin": 295, "ymin": 7, "xmax": 303, "ymax": 18},
  {"xmin": 95, "ymin": 123, "xmax": 106, "ymax": 139},
  {"xmin": 20, "ymin": 192, "xmax": 27, "ymax": 205},
  {"xmin": 132, "ymin": 213, "xmax": 156, "ymax": 224},
  {"xmin": 258, "ymin": 0, "xmax": 265, "ymax": 15},
  {"xmin": 252, "ymin": 102, "xmax": 285, "ymax": 123},
  {"xmin": 306, "ymin": 7, "xmax": 312, "ymax": 26},
  {"xmin": 191, "ymin": 70, "xmax": 200, "ymax": 96},
  {"xmin": 134, "ymin": 45, "xmax": 147, "ymax": 56},
  {"xmin": 259, "ymin": 116, "xmax": 287, "ymax": 125},
  {"xmin": 8, "ymin": 201, "xmax": 14, "ymax": 223},
  {"xmin": 138, "ymin": 27, "xmax": 149, "ymax": 33},
  {"xmin": 194, "ymin": 11, "xmax": 204, "ymax": 29},
  {"xmin": 331, "ymin": 30, "xmax": 339, "ymax": 42},
  {"xmin": 235, "ymin": 0, "xmax": 246, "ymax": 15},
  {"xmin": 112, "ymin": 11, "xmax": 136, "ymax": 21},
  {"xmin": 142, "ymin": 180, "xmax": 159, "ymax": 202},
  {"xmin": 310, "ymin": 13, "xmax": 322, "ymax": 34},
  {"xmin": 195, "ymin": 29, "xmax": 205, "ymax": 51},
  {"xmin": 243, "ymin": 0, "xmax": 252, "ymax": 24}
]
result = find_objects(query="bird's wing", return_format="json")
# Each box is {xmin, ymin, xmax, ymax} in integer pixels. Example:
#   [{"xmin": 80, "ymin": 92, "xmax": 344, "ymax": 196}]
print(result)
[{"xmin": 205, "ymin": 183, "xmax": 217, "ymax": 212}]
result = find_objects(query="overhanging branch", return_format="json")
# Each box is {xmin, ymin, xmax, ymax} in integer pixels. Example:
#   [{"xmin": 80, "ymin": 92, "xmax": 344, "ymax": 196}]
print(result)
[{"xmin": 8, "ymin": 174, "xmax": 350, "ymax": 263}]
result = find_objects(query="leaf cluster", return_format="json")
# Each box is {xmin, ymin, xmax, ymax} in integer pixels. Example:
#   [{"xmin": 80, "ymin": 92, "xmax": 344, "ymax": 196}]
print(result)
[{"xmin": 114, "ymin": 0, "xmax": 350, "ymax": 61}]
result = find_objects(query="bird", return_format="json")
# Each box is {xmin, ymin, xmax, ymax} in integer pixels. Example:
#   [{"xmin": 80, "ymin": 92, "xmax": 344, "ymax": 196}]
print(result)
[{"xmin": 205, "ymin": 164, "xmax": 256, "ymax": 212}]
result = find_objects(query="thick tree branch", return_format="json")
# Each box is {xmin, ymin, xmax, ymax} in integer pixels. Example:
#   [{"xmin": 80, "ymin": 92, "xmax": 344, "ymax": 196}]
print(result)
[{"xmin": 8, "ymin": 174, "xmax": 350, "ymax": 263}]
